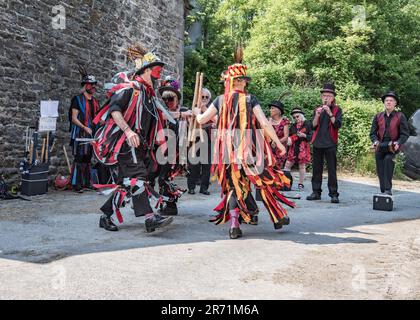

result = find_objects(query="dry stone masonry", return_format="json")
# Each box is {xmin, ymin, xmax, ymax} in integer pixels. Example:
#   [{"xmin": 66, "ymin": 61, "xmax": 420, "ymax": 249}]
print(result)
[{"xmin": 0, "ymin": 0, "xmax": 186, "ymax": 181}]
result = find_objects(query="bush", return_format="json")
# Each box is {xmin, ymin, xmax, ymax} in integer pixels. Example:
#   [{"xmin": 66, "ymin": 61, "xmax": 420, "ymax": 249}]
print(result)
[{"xmin": 250, "ymin": 84, "xmax": 387, "ymax": 175}]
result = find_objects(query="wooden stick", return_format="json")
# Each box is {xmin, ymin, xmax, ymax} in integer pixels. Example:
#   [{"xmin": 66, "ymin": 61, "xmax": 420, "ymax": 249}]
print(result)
[
  {"xmin": 45, "ymin": 132, "xmax": 49, "ymax": 163},
  {"xmin": 198, "ymin": 72, "xmax": 205, "ymax": 142},
  {"xmin": 50, "ymin": 140, "xmax": 56, "ymax": 154},
  {"xmin": 28, "ymin": 141, "xmax": 34, "ymax": 164},
  {"xmin": 40, "ymin": 138, "xmax": 46, "ymax": 163},
  {"xmin": 62, "ymin": 145, "xmax": 71, "ymax": 174},
  {"xmin": 188, "ymin": 72, "xmax": 200, "ymax": 142}
]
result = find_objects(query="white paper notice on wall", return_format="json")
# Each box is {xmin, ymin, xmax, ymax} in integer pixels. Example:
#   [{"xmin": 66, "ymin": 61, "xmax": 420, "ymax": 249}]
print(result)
[
  {"xmin": 39, "ymin": 117, "xmax": 57, "ymax": 132},
  {"xmin": 40, "ymin": 100, "xmax": 59, "ymax": 118}
]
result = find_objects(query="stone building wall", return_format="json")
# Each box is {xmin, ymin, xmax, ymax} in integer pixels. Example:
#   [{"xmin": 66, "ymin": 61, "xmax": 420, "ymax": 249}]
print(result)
[{"xmin": 0, "ymin": 0, "xmax": 185, "ymax": 181}]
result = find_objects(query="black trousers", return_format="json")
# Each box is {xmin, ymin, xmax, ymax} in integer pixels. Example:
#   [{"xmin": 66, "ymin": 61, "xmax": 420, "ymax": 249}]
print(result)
[
  {"xmin": 311, "ymin": 146, "xmax": 339, "ymax": 197},
  {"xmin": 100, "ymin": 147, "xmax": 154, "ymax": 218},
  {"xmin": 187, "ymin": 162, "xmax": 211, "ymax": 191},
  {"xmin": 375, "ymin": 151, "xmax": 396, "ymax": 193},
  {"xmin": 187, "ymin": 131, "xmax": 211, "ymax": 191}
]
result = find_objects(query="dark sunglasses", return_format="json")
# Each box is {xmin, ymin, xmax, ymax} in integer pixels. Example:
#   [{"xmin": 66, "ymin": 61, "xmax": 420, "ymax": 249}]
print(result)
[
  {"xmin": 202, "ymin": 96, "xmax": 210, "ymax": 99},
  {"xmin": 163, "ymin": 96, "xmax": 175, "ymax": 102}
]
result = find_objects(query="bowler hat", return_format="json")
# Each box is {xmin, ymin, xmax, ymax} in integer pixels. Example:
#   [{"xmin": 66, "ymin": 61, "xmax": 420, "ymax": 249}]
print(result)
[
  {"xmin": 268, "ymin": 101, "xmax": 285, "ymax": 114},
  {"xmin": 320, "ymin": 83, "xmax": 337, "ymax": 96},
  {"xmin": 381, "ymin": 91, "xmax": 400, "ymax": 105}
]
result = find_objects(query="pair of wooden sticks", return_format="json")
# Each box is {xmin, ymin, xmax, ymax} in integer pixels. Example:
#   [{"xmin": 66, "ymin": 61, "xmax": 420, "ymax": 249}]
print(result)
[
  {"xmin": 188, "ymin": 72, "xmax": 205, "ymax": 153},
  {"xmin": 39, "ymin": 132, "xmax": 50, "ymax": 163}
]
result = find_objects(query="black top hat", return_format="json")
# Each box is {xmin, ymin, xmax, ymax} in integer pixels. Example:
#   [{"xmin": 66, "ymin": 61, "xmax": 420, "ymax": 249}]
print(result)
[
  {"xmin": 381, "ymin": 91, "xmax": 400, "ymax": 105},
  {"xmin": 320, "ymin": 83, "xmax": 337, "ymax": 96},
  {"xmin": 291, "ymin": 107, "xmax": 305, "ymax": 116},
  {"xmin": 81, "ymin": 74, "xmax": 98, "ymax": 86},
  {"xmin": 268, "ymin": 101, "xmax": 285, "ymax": 114}
]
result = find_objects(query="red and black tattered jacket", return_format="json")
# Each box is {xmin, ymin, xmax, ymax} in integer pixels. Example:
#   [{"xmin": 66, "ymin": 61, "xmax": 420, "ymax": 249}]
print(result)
[{"xmin": 92, "ymin": 79, "xmax": 167, "ymax": 167}]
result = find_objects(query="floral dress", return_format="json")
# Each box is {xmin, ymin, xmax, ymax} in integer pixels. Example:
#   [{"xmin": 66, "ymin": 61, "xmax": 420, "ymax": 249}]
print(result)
[
  {"xmin": 271, "ymin": 117, "xmax": 290, "ymax": 168},
  {"xmin": 286, "ymin": 120, "xmax": 312, "ymax": 164}
]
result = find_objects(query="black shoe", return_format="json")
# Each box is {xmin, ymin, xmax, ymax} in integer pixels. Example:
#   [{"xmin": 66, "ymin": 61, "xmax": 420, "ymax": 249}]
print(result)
[
  {"xmin": 199, "ymin": 189, "xmax": 210, "ymax": 195},
  {"xmin": 274, "ymin": 216, "xmax": 290, "ymax": 229},
  {"xmin": 229, "ymin": 227, "xmax": 243, "ymax": 239},
  {"xmin": 99, "ymin": 215, "xmax": 118, "ymax": 231},
  {"xmin": 145, "ymin": 214, "xmax": 173, "ymax": 233},
  {"xmin": 274, "ymin": 222, "xmax": 283, "ymax": 230},
  {"xmin": 73, "ymin": 187, "xmax": 83, "ymax": 193},
  {"xmin": 249, "ymin": 214, "xmax": 258, "ymax": 225},
  {"xmin": 384, "ymin": 190, "xmax": 393, "ymax": 196},
  {"xmin": 331, "ymin": 195, "xmax": 340, "ymax": 203},
  {"xmin": 306, "ymin": 193, "xmax": 321, "ymax": 200},
  {"xmin": 159, "ymin": 203, "xmax": 178, "ymax": 216},
  {"xmin": 282, "ymin": 216, "xmax": 290, "ymax": 225},
  {"xmin": 188, "ymin": 189, "xmax": 195, "ymax": 195}
]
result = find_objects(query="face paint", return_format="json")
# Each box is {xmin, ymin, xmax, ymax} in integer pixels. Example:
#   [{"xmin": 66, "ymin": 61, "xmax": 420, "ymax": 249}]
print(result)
[
  {"xmin": 151, "ymin": 66, "xmax": 162, "ymax": 80},
  {"xmin": 85, "ymin": 84, "xmax": 96, "ymax": 94},
  {"xmin": 163, "ymin": 96, "xmax": 178, "ymax": 111}
]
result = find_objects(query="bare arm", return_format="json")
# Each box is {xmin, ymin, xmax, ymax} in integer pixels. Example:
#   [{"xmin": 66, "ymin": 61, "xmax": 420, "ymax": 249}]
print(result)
[
  {"xmin": 195, "ymin": 104, "xmax": 218, "ymax": 124},
  {"xmin": 111, "ymin": 111, "xmax": 140, "ymax": 147},
  {"xmin": 72, "ymin": 109, "xmax": 91, "ymax": 135},
  {"xmin": 280, "ymin": 124, "xmax": 289, "ymax": 143},
  {"xmin": 253, "ymin": 105, "xmax": 285, "ymax": 154}
]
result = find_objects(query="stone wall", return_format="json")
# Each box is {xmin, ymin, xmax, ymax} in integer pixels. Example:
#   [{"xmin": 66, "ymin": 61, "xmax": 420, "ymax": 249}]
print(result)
[{"xmin": 0, "ymin": 0, "xmax": 185, "ymax": 181}]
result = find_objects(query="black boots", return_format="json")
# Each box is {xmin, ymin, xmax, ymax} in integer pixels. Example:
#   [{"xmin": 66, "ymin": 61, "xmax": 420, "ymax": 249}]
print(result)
[
  {"xmin": 274, "ymin": 216, "xmax": 290, "ymax": 230},
  {"xmin": 99, "ymin": 214, "xmax": 118, "ymax": 231},
  {"xmin": 199, "ymin": 189, "xmax": 210, "ymax": 195},
  {"xmin": 331, "ymin": 195, "xmax": 340, "ymax": 203},
  {"xmin": 159, "ymin": 202, "xmax": 178, "ymax": 216},
  {"xmin": 306, "ymin": 192, "xmax": 321, "ymax": 200},
  {"xmin": 145, "ymin": 214, "xmax": 173, "ymax": 233},
  {"xmin": 229, "ymin": 227, "xmax": 243, "ymax": 239},
  {"xmin": 250, "ymin": 214, "xmax": 258, "ymax": 225}
]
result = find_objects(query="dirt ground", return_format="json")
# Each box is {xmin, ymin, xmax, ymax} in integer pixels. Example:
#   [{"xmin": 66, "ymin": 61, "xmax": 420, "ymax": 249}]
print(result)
[{"xmin": 0, "ymin": 174, "xmax": 419, "ymax": 299}]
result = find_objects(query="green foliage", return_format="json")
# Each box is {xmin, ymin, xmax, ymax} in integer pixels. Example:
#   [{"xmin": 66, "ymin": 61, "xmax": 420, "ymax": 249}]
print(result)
[
  {"xmin": 245, "ymin": 0, "xmax": 420, "ymax": 115},
  {"xmin": 337, "ymin": 98, "xmax": 383, "ymax": 165},
  {"xmin": 183, "ymin": 0, "xmax": 420, "ymax": 176}
]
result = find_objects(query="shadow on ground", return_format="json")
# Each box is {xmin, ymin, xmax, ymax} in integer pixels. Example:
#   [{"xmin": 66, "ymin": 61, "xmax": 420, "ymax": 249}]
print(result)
[{"xmin": 1, "ymin": 177, "xmax": 419, "ymax": 264}]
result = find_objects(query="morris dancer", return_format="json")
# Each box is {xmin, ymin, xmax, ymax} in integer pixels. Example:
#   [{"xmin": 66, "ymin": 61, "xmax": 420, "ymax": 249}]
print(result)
[
  {"xmin": 93, "ymin": 47, "xmax": 174, "ymax": 232},
  {"xmin": 193, "ymin": 48, "xmax": 295, "ymax": 239}
]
